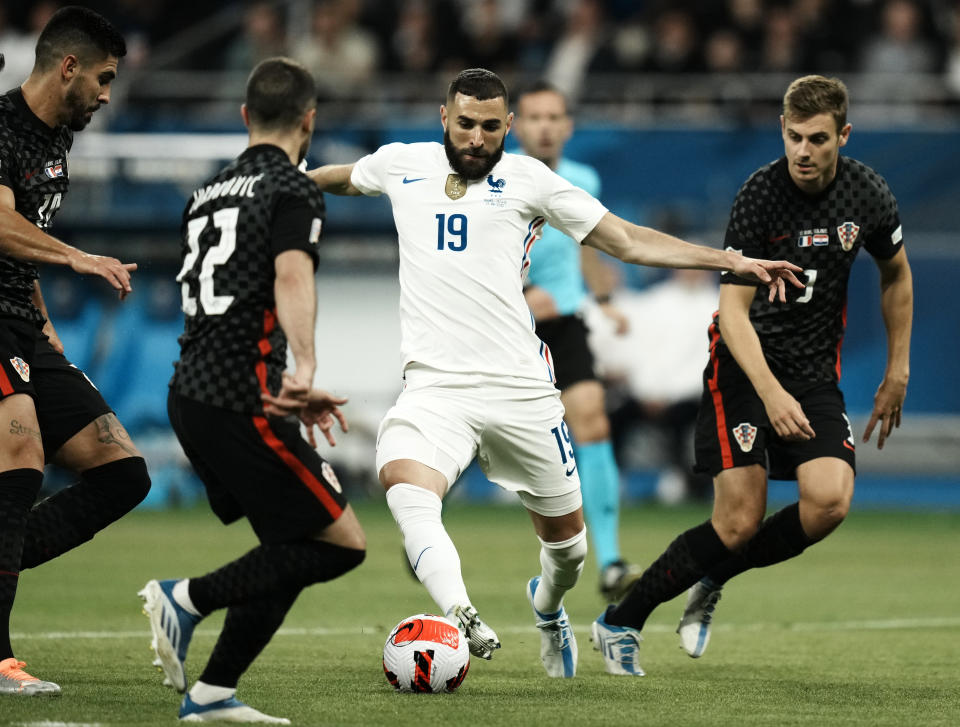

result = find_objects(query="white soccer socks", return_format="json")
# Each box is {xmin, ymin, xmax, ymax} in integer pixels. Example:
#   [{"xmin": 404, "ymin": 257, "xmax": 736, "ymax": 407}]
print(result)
[
  {"xmin": 534, "ymin": 528, "xmax": 588, "ymax": 615},
  {"xmin": 385, "ymin": 483, "xmax": 470, "ymax": 615}
]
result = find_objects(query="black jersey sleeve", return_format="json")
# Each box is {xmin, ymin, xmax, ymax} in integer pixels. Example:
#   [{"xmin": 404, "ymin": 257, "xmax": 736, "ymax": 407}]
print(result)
[
  {"xmin": 269, "ymin": 192, "xmax": 322, "ymax": 268},
  {"xmin": 0, "ymin": 126, "xmax": 17, "ymax": 189},
  {"xmin": 861, "ymin": 174, "xmax": 903, "ymax": 260}
]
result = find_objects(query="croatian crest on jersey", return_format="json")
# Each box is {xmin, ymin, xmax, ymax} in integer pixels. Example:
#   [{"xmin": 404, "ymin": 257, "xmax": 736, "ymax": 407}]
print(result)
[
  {"xmin": 445, "ymin": 174, "xmax": 467, "ymax": 200},
  {"xmin": 732, "ymin": 422, "xmax": 757, "ymax": 453},
  {"xmin": 321, "ymin": 461, "xmax": 342, "ymax": 493},
  {"xmin": 9, "ymin": 356, "xmax": 29, "ymax": 382},
  {"xmin": 837, "ymin": 221, "xmax": 860, "ymax": 251}
]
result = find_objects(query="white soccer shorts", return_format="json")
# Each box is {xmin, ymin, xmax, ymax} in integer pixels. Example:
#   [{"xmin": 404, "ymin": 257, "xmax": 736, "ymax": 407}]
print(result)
[{"xmin": 375, "ymin": 366, "xmax": 583, "ymax": 516}]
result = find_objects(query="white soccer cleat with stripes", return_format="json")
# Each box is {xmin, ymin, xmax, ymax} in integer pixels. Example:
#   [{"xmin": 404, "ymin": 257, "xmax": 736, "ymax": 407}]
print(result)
[{"xmin": 677, "ymin": 579, "xmax": 723, "ymax": 658}]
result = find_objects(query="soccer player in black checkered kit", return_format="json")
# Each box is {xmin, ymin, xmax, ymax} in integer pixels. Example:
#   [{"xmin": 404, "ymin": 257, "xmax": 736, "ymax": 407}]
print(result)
[
  {"xmin": 138, "ymin": 57, "xmax": 365, "ymax": 724},
  {"xmin": 0, "ymin": 7, "xmax": 152, "ymax": 696},
  {"xmin": 591, "ymin": 75, "xmax": 914, "ymax": 676}
]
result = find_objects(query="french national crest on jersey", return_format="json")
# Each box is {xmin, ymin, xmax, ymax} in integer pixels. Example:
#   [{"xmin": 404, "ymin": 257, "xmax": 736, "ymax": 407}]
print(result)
[
  {"xmin": 486, "ymin": 174, "xmax": 505, "ymax": 193},
  {"xmin": 837, "ymin": 221, "xmax": 860, "ymax": 251},
  {"xmin": 732, "ymin": 422, "xmax": 757, "ymax": 453}
]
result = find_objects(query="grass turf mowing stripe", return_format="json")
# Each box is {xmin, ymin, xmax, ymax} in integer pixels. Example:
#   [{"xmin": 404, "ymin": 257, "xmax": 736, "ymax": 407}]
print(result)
[{"xmin": 12, "ymin": 615, "xmax": 960, "ymax": 641}]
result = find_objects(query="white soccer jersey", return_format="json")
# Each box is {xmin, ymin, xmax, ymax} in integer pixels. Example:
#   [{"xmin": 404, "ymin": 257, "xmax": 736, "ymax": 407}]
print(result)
[{"xmin": 351, "ymin": 142, "xmax": 607, "ymax": 382}]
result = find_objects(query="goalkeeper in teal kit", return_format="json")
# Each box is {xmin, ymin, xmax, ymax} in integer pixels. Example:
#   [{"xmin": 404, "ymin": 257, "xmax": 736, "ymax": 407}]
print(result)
[{"xmin": 514, "ymin": 81, "xmax": 640, "ymax": 600}]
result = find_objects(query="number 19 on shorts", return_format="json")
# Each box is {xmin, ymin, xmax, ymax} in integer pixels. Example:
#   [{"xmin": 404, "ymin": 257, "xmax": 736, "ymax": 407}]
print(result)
[{"xmin": 551, "ymin": 422, "xmax": 578, "ymax": 476}]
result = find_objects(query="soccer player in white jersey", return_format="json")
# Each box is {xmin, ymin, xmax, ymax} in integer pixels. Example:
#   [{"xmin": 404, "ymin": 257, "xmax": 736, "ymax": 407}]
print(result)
[{"xmin": 308, "ymin": 68, "xmax": 803, "ymax": 679}]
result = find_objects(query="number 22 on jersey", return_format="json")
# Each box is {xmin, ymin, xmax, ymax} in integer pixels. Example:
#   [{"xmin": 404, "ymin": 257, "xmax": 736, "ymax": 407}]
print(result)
[{"xmin": 178, "ymin": 207, "xmax": 239, "ymax": 316}]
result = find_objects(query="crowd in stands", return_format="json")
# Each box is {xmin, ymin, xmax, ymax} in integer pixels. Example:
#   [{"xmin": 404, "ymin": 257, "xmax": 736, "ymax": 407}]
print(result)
[{"xmin": 3, "ymin": 0, "xmax": 960, "ymax": 103}]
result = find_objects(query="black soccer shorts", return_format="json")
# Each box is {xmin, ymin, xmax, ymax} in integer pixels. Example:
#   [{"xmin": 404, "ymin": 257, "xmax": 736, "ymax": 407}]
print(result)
[
  {"xmin": 535, "ymin": 314, "xmax": 598, "ymax": 391},
  {"xmin": 167, "ymin": 390, "xmax": 349, "ymax": 543},
  {"xmin": 0, "ymin": 317, "xmax": 112, "ymax": 461},
  {"xmin": 693, "ymin": 345, "xmax": 857, "ymax": 480}
]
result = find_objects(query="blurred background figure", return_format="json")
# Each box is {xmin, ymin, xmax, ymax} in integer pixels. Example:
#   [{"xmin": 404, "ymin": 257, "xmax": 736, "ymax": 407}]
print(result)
[
  {"xmin": 588, "ymin": 268, "xmax": 719, "ymax": 504},
  {"xmin": 222, "ymin": 0, "xmax": 287, "ymax": 72},
  {"xmin": 291, "ymin": 0, "xmax": 379, "ymax": 99}
]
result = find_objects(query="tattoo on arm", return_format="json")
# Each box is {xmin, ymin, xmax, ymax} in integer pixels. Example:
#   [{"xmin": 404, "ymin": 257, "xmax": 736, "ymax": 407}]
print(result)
[
  {"xmin": 94, "ymin": 413, "xmax": 138, "ymax": 456},
  {"xmin": 9, "ymin": 419, "xmax": 42, "ymax": 442}
]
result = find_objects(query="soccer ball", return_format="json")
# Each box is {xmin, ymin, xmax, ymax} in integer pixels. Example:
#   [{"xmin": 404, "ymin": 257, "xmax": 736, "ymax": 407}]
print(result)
[{"xmin": 382, "ymin": 613, "xmax": 470, "ymax": 693}]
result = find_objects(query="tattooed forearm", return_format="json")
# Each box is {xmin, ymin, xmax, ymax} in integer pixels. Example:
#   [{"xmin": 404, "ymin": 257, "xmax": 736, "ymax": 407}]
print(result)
[
  {"xmin": 9, "ymin": 419, "xmax": 42, "ymax": 441},
  {"xmin": 95, "ymin": 413, "xmax": 138, "ymax": 456}
]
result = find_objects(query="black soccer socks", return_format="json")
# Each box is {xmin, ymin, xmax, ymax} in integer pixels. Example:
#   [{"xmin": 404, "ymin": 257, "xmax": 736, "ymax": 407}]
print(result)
[
  {"xmin": 19, "ymin": 457, "xmax": 150, "ymax": 569},
  {"xmin": 188, "ymin": 539, "xmax": 365, "ymax": 615},
  {"xmin": 706, "ymin": 502, "xmax": 816, "ymax": 586},
  {"xmin": 0, "ymin": 468, "xmax": 43, "ymax": 658},
  {"xmin": 606, "ymin": 520, "xmax": 732, "ymax": 630}
]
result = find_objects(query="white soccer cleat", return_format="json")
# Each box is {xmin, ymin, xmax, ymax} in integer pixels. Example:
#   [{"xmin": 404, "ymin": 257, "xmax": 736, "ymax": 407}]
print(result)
[
  {"xmin": 179, "ymin": 694, "xmax": 290, "ymax": 723},
  {"xmin": 677, "ymin": 579, "xmax": 723, "ymax": 658},
  {"xmin": 526, "ymin": 576, "xmax": 577, "ymax": 677},
  {"xmin": 449, "ymin": 604, "xmax": 501, "ymax": 660},
  {"xmin": 139, "ymin": 578, "xmax": 202, "ymax": 692},
  {"xmin": 591, "ymin": 608, "xmax": 644, "ymax": 676}
]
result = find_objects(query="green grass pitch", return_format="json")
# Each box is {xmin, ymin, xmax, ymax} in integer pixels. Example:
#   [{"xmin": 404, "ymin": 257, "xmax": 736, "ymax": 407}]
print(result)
[{"xmin": 4, "ymin": 500, "xmax": 959, "ymax": 726}]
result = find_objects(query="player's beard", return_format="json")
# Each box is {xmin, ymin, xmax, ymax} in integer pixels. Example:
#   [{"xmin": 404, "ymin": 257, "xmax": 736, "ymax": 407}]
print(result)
[
  {"xmin": 64, "ymin": 86, "xmax": 98, "ymax": 131},
  {"xmin": 444, "ymin": 129, "xmax": 505, "ymax": 180}
]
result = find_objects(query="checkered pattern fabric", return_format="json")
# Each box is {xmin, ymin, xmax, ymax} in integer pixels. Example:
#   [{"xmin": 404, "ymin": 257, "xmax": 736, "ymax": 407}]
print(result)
[
  {"xmin": 170, "ymin": 145, "xmax": 325, "ymax": 413},
  {"xmin": 717, "ymin": 156, "xmax": 902, "ymax": 382},
  {"xmin": 0, "ymin": 89, "xmax": 74, "ymax": 324}
]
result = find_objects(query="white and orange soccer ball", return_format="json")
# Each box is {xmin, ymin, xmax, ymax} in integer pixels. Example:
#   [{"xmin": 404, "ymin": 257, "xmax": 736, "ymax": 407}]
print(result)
[{"xmin": 382, "ymin": 613, "xmax": 470, "ymax": 693}]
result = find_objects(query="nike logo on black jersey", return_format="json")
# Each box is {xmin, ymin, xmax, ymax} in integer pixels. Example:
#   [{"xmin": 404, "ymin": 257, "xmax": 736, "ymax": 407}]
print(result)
[
  {"xmin": 768, "ymin": 233, "xmax": 790, "ymax": 242},
  {"xmin": 24, "ymin": 168, "xmax": 39, "ymax": 180},
  {"xmin": 402, "ymin": 176, "xmax": 426, "ymax": 184}
]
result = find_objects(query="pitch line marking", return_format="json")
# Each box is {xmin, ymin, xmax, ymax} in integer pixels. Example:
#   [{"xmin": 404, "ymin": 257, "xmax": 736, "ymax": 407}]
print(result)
[{"xmin": 11, "ymin": 616, "xmax": 960, "ymax": 641}]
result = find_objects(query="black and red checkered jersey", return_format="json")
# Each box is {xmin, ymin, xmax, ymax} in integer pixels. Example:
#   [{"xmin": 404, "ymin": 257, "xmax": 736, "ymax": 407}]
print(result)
[
  {"xmin": 170, "ymin": 144, "xmax": 325, "ymax": 414},
  {"xmin": 716, "ymin": 155, "xmax": 902, "ymax": 383},
  {"xmin": 0, "ymin": 88, "xmax": 74, "ymax": 324}
]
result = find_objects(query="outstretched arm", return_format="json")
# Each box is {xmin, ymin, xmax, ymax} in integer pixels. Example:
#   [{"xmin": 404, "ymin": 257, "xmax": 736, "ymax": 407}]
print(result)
[
  {"xmin": 863, "ymin": 247, "xmax": 913, "ymax": 449},
  {"xmin": 306, "ymin": 164, "xmax": 363, "ymax": 196},
  {"xmin": 273, "ymin": 249, "xmax": 317, "ymax": 397},
  {"xmin": 719, "ymin": 284, "xmax": 815, "ymax": 442},
  {"xmin": 582, "ymin": 212, "xmax": 803, "ymax": 302},
  {"xmin": 0, "ymin": 185, "xmax": 136, "ymax": 298}
]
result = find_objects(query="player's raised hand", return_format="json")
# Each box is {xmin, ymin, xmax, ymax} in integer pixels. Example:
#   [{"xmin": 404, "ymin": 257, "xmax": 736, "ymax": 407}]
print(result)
[
  {"xmin": 67, "ymin": 250, "xmax": 137, "ymax": 299},
  {"xmin": 298, "ymin": 390, "xmax": 349, "ymax": 448},
  {"xmin": 730, "ymin": 256, "xmax": 805, "ymax": 303},
  {"xmin": 863, "ymin": 376, "xmax": 907, "ymax": 450},
  {"xmin": 761, "ymin": 385, "xmax": 816, "ymax": 441}
]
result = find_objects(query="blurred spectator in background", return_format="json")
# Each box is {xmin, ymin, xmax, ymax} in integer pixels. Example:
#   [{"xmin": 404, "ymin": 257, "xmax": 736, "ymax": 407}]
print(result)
[
  {"xmin": 544, "ymin": 0, "xmax": 617, "ymax": 102},
  {"xmin": 0, "ymin": 0, "xmax": 59, "ymax": 86},
  {"xmin": 644, "ymin": 8, "xmax": 702, "ymax": 74},
  {"xmin": 588, "ymin": 268, "xmax": 719, "ymax": 503},
  {"xmin": 222, "ymin": 0, "xmax": 287, "ymax": 72},
  {"xmin": 388, "ymin": 0, "xmax": 456, "ymax": 73},
  {"xmin": 292, "ymin": 0, "xmax": 379, "ymax": 99},
  {"xmin": 459, "ymin": 0, "xmax": 519, "ymax": 72},
  {"xmin": 860, "ymin": 0, "xmax": 939, "ymax": 74},
  {"xmin": 759, "ymin": 4, "xmax": 808, "ymax": 73},
  {"xmin": 0, "ymin": 2, "xmax": 32, "ymax": 86}
]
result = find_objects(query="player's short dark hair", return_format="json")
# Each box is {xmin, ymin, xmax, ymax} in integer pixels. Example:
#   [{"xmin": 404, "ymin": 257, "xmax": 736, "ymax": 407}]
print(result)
[
  {"xmin": 34, "ymin": 6, "xmax": 127, "ymax": 72},
  {"xmin": 245, "ymin": 57, "xmax": 317, "ymax": 131},
  {"xmin": 446, "ymin": 68, "xmax": 508, "ymax": 107},
  {"xmin": 783, "ymin": 75, "xmax": 848, "ymax": 132},
  {"xmin": 515, "ymin": 80, "xmax": 570, "ymax": 115}
]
